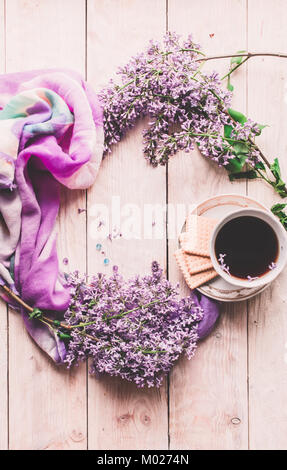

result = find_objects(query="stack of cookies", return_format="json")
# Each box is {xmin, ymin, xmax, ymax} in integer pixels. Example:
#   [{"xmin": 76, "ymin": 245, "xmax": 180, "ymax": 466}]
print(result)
[{"xmin": 174, "ymin": 214, "xmax": 219, "ymax": 289}]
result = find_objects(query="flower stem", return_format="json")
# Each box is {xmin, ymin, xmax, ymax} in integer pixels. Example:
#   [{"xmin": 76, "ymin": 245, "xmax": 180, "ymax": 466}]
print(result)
[
  {"xmin": 0, "ymin": 284, "xmax": 102, "ymax": 342},
  {"xmin": 104, "ymin": 299, "xmax": 166, "ymax": 321},
  {"xmin": 196, "ymin": 52, "xmax": 287, "ymax": 63},
  {"xmin": 0, "ymin": 285, "xmax": 33, "ymax": 312},
  {"xmin": 255, "ymin": 167, "xmax": 271, "ymax": 184},
  {"xmin": 0, "ymin": 284, "xmax": 71, "ymax": 331},
  {"xmin": 221, "ymin": 56, "xmax": 249, "ymax": 81},
  {"xmin": 180, "ymin": 48, "xmax": 205, "ymax": 56}
]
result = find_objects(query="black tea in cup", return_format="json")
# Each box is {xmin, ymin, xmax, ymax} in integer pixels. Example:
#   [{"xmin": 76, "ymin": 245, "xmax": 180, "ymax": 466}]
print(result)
[{"xmin": 214, "ymin": 216, "xmax": 278, "ymax": 279}]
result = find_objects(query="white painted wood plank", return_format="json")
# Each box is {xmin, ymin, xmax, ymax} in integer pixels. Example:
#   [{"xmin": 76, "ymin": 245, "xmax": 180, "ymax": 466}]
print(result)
[
  {"xmin": 168, "ymin": 0, "xmax": 249, "ymax": 450},
  {"xmin": 247, "ymin": 0, "xmax": 287, "ymax": 450},
  {"xmin": 87, "ymin": 0, "xmax": 169, "ymax": 450},
  {"xmin": 0, "ymin": 0, "xmax": 8, "ymax": 451},
  {"xmin": 6, "ymin": 0, "xmax": 86, "ymax": 73},
  {"xmin": 6, "ymin": 0, "xmax": 87, "ymax": 450}
]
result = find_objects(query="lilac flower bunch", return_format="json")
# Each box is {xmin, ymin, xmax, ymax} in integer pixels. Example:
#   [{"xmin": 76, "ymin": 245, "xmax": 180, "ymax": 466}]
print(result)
[
  {"xmin": 99, "ymin": 32, "xmax": 261, "ymax": 170},
  {"xmin": 63, "ymin": 262, "xmax": 203, "ymax": 387}
]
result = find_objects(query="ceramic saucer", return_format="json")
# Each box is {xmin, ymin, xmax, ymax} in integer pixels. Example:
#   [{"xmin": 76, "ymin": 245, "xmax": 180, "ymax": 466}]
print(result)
[{"xmin": 181, "ymin": 193, "xmax": 269, "ymax": 302}]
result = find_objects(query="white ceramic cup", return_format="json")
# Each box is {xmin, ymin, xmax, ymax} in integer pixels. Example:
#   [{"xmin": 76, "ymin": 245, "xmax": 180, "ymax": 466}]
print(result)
[{"xmin": 209, "ymin": 208, "xmax": 287, "ymax": 289}]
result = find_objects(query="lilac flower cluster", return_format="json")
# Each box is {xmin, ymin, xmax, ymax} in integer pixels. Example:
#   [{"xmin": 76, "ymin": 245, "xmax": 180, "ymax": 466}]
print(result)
[
  {"xmin": 100, "ymin": 32, "xmax": 261, "ymax": 167},
  {"xmin": 64, "ymin": 262, "xmax": 203, "ymax": 387}
]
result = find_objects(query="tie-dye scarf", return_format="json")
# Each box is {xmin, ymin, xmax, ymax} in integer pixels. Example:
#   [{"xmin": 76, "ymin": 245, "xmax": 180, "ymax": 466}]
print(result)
[{"xmin": 0, "ymin": 69, "xmax": 104, "ymax": 362}]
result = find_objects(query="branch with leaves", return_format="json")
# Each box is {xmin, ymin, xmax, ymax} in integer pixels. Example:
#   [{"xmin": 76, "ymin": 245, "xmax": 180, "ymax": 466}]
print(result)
[
  {"xmin": 100, "ymin": 33, "xmax": 287, "ymax": 208},
  {"xmin": 218, "ymin": 50, "xmax": 287, "ymax": 198}
]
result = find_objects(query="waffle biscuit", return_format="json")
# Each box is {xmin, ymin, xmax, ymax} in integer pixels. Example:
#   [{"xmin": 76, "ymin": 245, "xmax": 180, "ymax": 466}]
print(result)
[
  {"xmin": 185, "ymin": 253, "xmax": 214, "ymax": 275},
  {"xmin": 174, "ymin": 249, "xmax": 218, "ymax": 289},
  {"xmin": 181, "ymin": 215, "xmax": 219, "ymax": 257}
]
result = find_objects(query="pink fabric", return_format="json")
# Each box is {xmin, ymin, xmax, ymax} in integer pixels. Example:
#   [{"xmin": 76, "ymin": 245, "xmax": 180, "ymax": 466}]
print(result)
[{"xmin": 0, "ymin": 69, "xmax": 104, "ymax": 362}]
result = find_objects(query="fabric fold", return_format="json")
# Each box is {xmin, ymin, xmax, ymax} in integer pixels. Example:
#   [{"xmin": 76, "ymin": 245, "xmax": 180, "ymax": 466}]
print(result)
[{"xmin": 0, "ymin": 69, "xmax": 104, "ymax": 362}]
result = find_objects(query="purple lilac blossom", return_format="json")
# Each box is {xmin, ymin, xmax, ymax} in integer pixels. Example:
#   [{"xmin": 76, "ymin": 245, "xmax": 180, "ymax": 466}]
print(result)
[
  {"xmin": 268, "ymin": 262, "xmax": 277, "ymax": 270},
  {"xmin": 100, "ymin": 32, "xmax": 261, "ymax": 167},
  {"xmin": 247, "ymin": 275, "xmax": 259, "ymax": 282},
  {"xmin": 64, "ymin": 262, "xmax": 204, "ymax": 388},
  {"xmin": 217, "ymin": 253, "xmax": 230, "ymax": 275}
]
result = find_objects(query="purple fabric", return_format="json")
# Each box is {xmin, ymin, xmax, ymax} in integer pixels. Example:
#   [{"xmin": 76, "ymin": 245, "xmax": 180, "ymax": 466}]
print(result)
[
  {"xmin": 194, "ymin": 291, "xmax": 220, "ymax": 340},
  {"xmin": 0, "ymin": 69, "xmax": 104, "ymax": 362}
]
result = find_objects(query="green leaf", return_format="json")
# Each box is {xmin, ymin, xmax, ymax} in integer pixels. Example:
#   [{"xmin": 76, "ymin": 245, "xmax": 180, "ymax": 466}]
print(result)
[
  {"xmin": 230, "ymin": 50, "xmax": 247, "ymax": 65},
  {"xmin": 224, "ymin": 124, "xmax": 232, "ymax": 138},
  {"xmin": 226, "ymin": 155, "xmax": 247, "ymax": 173},
  {"xmin": 29, "ymin": 308, "xmax": 43, "ymax": 320},
  {"xmin": 57, "ymin": 332, "xmax": 71, "ymax": 340},
  {"xmin": 229, "ymin": 169, "xmax": 258, "ymax": 181},
  {"xmin": 258, "ymin": 124, "xmax": 267, "ymax": 132},
  {"xmin": 253, "ymin": 124, "xmax": 268, "ymax": 136},
  {"xmin": 227, "ymin": 81, "xmax": 234, "ymax": 92},
  {"xmin": 227, "ymin": 75, "xmax": 234, "ymax": 91},
  {"xmin": 270, "ymin": 157, "xmax": 281, "ymax": 180},
  {"xmin": 228, "ymin": 108, "xmax": 247, "ymax": 124},
  {"xmin": 226, "ymin": 142, "xmax": 249, "ymax": 173},
  {"xmin": 232, "ymin": 142, "xmax": 249, "ymax": 156},
  {"xmin": 270, "ymin": 158, "xmax": 287, "ymax": 198},
  {"xmin": 271, "ymin": 183, "xmax": 287, "ymax": 198},
  {"xmin": 255, "ymin": 161, "xmax": 265, "ymax": 170},
  {"xmin": 271, "ymin": 203, "xmax": 287, "ymax": 230},
  {"xmin": 271, "ymin": 203, "xmax": 287, "ymax": 215}
]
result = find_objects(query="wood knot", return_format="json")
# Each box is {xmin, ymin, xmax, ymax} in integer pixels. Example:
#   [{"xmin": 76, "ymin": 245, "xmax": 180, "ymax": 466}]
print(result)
[
  {"xmin": 117, "ymin": 412, "xmax": 133, "ymax": 425},
  {"xmin": 70, "ymin": 430, "xmax": 85, "ymax": 442},
  {"xmin": 140, "ymin": 413, "xmax": 151, "ymax": 426},
  {"xmin": 231, "ymin": 417, "xmax": 241, "ymax": 425}
]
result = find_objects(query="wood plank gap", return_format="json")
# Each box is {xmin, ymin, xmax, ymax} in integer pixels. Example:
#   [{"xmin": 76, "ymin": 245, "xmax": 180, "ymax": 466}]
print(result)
[
  {"xmin": 246, "ymin": 0, "xmax": 250, "ymax": 451},
  {"xmin": 84, "ymin": 0, "xmax": 89, "ymax": 451},
  {"xmin": 166, "ymin": 0, "xmax": 170, "ymax": 451},
  {"xmin": 166, "ymin": 0, "xmax": 169, "ymax": 31},
  {"xmin": 166, "ymin": 161, "xmax": 170, "ymax": 451},
  {"xmin": 245, "ymin": 0, "xmax": 249, "ymax": 197},
  {"xmin": 7, "ymin": 303, "xmax": 9, "ymax": 450},
  {"xmin": 246, "ymin": 300, "xmax": 250, "ymax": 450},
  {"xmin": 3, "ymin": 0, "xmax": 6, "ymax": 71},
  {"xmin": 85, "ymin": 190, "xmax": 89, "ymax": 451},
  {"xmin": 85, "ymin": 0, "xmax": 88, "ymax": 81},
  {"xmin": 4, "ymin": 0, "xmax": 8, "ymax": 451}
]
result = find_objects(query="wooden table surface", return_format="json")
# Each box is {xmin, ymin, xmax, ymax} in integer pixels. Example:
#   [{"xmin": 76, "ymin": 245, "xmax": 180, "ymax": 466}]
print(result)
[{"xmin": 0, "ymin": 0, "xmax": 287, "ymax": 450}]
